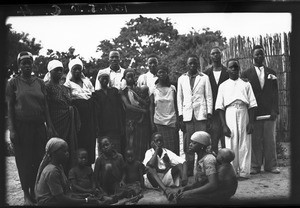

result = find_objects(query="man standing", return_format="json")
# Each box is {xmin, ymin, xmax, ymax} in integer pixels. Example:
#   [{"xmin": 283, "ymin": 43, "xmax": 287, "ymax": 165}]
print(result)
[
  {"xmin": 177, "ymin": 55, "xmax": 213, "ymax": 176},
  {"xmin": 241, "ymin": 45, "xmax": 280, "ymax": 174},
  {"xmin": 203, "ymin": 47, "xmax": 229, "ymax": 154},
  {"xmin": 95, "ymin": 51, "xmax": 126, "ymax": 90},
  {"xmin": 137, "ymin": 54, "xmax": 159, "ymax": 96},
  {"xmin": 215, "ymin": 58, "xmax": 257, "ymax": 179}
]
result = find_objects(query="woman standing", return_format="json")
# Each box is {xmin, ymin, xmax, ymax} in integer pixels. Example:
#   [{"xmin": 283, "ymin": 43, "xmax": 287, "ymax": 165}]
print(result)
[
  {"xmin": 92, "ymin": 70, "xmax": 125, "ymax": 154},
  {"xmin": 44, "ymin": 60, "xmax": 80, "ymax": 172},
  {"xmin": 6, "ymin": 51, "xmax": 56, "ymax": 205},
  {"xmin": 120, "ymin": 68, "xmax": 151, "ymax": 161},
  {"xmin": 64, "ymin": 58, "xmax": 96, "ymax": 166},
  {"xmin": 150, "ymin": 65, "xmax": 180, "ymax": 155}
]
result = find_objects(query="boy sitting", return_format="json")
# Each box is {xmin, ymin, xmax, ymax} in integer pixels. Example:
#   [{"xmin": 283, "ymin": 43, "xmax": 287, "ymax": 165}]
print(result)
[
  {"xmin": 94, "ymin": 136, "xmax": 128, "ymax": 200},
  {"xmin": 120, "ymin": 147, "xmax": 146, "ymax": 197}
]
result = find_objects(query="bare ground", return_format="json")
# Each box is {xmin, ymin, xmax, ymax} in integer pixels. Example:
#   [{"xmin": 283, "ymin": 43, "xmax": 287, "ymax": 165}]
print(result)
[
  {"xmin": 5, "ymin": 147, "xmax": 291, "ymax": 206},
  {"xmin": 5, "ymin": 129, "xmax": 291, "ymax": 205}
]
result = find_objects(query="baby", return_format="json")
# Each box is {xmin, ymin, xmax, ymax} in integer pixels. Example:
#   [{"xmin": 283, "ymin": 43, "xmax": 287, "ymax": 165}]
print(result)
[
  {"xmin": 216, "ymin": 148, "xmax": 238, "ymax": 201},
  {"xmin": 136, "ymin": 85, "xmax": 150, "ymax": 123}
]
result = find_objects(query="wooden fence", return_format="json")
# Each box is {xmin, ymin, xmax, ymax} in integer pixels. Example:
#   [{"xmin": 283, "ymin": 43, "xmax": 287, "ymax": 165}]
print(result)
[{"xmin": 222, "ymin": 33, "xmax": 291, "ymax": 142}]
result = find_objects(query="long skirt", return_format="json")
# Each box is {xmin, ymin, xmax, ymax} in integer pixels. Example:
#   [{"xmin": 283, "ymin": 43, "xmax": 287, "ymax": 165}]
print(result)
[
  {"xmin": 14, "ymin": 120, "xmax": 47, "ymax": 191},
  {"xmin": 50, "ymin": 106, "xmax": 80, "ymax": 172},
  {"xmin": 225, "ymin": 104, "xmax": 251, "ymax": 178},
  {"xmin": 155, "ymin": 124, "xmax": 179, "ymax": 155},
  {"xmin": 72, "ymin": 98, "xmax": 97, "ymax": 165}
]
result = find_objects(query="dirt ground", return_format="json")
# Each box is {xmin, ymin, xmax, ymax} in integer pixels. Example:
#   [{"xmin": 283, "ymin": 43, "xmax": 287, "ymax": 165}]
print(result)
[{"xmin": 4, "ymin": 129, "xmax": 291, "ymax": 206}]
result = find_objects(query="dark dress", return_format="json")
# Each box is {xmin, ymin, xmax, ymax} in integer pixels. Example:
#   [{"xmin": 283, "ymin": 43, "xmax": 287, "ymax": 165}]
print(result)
[
  {"xmin": 121, "ymin": 86, "xmax": 151, "ymax": 162},
  {"xmin": 46, "ymin": 82, "xmax": 80, "ymax": 171},
  {"xmin": 6, "ymin": 75, "xmax": 48, "ymax": 192},
  {"xmin": 92, "ymin": 87, "xmax": 125, "ymax": 154},
  {"xmin": 72, "ymin": 98, "xmax": 97, "ymax": 165}
]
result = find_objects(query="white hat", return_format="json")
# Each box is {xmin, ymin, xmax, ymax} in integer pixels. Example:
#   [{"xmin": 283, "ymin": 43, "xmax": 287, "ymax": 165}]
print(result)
[
  {"xmin": 190, "ymin": 131, "xmax": 211, "ymax": 146},
  {"xmin": 68, "ymin": 58, "xmax": 83, "ymax": 71},
  {"xmin": 47, "ymin": 60, "xmax": 63, "ymax": 72}
]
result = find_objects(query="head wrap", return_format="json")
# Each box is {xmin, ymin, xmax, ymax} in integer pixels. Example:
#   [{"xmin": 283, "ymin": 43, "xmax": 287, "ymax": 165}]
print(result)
[
  {"xmin": 17, "ymin": 51, "xmax": 33, "ymax": 65},
  {"xmin": 68, "ymin": 58, "xmax": 83, "ymax": 71},
  {"xmin": 97, "ymin": 69, "xmax": 110, "ymax": 80},
  {"xmin": 66, "ymin": 58, "xmax": 85, "ymax": 81},
  {"xmin": 35, "ymin": 137, "xmax": 67, "ymax": 189},
  {"xmin": 43, "ymin": 60, "xmax": 64, "ymax": 83},
  {"xmin": 191, "ymin": 131, "xmax": 211, "ymax": 146}
]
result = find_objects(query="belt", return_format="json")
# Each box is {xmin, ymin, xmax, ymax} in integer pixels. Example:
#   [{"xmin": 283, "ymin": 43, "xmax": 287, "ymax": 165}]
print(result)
[{"xmin": 228, "ymin": 100, "xmax": 247, "ymax": 109}]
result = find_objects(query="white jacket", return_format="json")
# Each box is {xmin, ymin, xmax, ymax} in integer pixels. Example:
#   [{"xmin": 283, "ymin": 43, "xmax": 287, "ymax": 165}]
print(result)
[{"xmin": 177, "ymin": 72, "xmax": 213, "ymax": 122}]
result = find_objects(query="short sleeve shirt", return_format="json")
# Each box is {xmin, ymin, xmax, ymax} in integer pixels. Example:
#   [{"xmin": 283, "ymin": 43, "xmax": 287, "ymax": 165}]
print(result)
[
  {"xmin": 35, "ymin": 164, "xmax": 70, "ymax": 205},
  {"xmin": 68, "ymin": 166, "xmax": 94, "ymax": 190},
  {"xmin": 195, "ymin": 154, "xmax": 217, "ymax": 183},
  {"xmin": 6, "ymin": 76, "xmax": 46, "ymax": 121},
  {"xmin": 215, "ymin": 78, "xmax": 257, "ymax": 111},
  {"xmin": 153, "ymin": 85, "xmax": 177, "ymax": 127}
]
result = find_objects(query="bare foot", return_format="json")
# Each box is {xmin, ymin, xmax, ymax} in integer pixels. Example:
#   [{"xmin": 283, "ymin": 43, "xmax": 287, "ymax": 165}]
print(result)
[{"xmin": 24, "ymin": 194, "xmax": 35, "ymax": 206}]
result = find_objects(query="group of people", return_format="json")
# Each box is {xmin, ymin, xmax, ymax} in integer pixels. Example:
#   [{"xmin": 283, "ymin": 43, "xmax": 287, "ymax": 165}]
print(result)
[{"xmin": 6, "ymin": 44, "xmax": 280, "ymax": 205}]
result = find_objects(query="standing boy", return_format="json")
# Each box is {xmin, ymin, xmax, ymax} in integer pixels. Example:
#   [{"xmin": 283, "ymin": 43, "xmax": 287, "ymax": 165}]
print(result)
[
  {"xmin": 177, "ymin": 55, "xmax": 213, "ymax": 176},
  {"xmin": 241, "ymin": 45, "xmax": 280, "ymax": 174},
  {"xmin": 204, "ymin": 47, "xmax": 229, "ymax": 153},
  {"xmin": 215, "ymin": 58, "xmax": 257, "ymax": 179}
]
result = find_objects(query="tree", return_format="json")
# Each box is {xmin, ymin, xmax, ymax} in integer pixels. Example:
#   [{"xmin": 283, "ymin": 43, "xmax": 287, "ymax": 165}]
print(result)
[
  {"xmin": 162, "ymin": 28, "xmax": 227, "ymax": 84},
  {"xmin": 96, "ymin": 15, "xmax": 179, "ymax": 73},
  {"xmin": 6, "ymin": 24, "xmax": 42, "ymax": 77}
]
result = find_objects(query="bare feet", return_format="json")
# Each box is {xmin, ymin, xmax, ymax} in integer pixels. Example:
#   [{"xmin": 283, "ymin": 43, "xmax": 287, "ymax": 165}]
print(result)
[{"xmin": 164, "ymin": 188, "xmax": 175, "ymax": 201}]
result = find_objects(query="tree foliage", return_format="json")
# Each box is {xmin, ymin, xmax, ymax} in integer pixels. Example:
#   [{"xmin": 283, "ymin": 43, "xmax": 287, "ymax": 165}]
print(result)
[
  {"xmin": 96, "ymin": 15, "xmax": 179, "ymax": 73},
  {"xmin": 6, "ymin": 24, "xmax": 42, "ymax": 77},
  {"xmin": 162, "ymin": 28, "xmax": 227, "ymax": 84}
]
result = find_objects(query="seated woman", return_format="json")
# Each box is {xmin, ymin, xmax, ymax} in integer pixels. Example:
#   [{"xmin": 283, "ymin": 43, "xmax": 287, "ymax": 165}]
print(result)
[
  {"xmin": 174, "ymin": 132, "xmax": 237, "ymax": 205},
  {"xmin": 34, "ymin": 137, "xmax": 100, "ymax": 206}
]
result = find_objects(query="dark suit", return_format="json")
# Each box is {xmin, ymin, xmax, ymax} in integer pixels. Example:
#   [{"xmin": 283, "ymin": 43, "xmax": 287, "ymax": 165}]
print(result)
[
  {"xmin": 203, "ymin": 65, "xmax": 229, "ymax": 153},
  {"xmin": 241, "ymin": 66, "xmax": 279, "ymax": 171}
]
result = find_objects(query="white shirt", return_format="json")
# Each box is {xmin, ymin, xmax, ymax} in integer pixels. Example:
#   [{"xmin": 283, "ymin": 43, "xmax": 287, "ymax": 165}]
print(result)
[
  {"xmin": 213, "ymin": 71, "xmax": 221, "ymax": 84},
  {"xmin": 215, "ymin": 78, "xmax": 257, "ymax": 110},
  {"xmin": 95, "ymin": 66, "xmax": 126, "ymax": 90},
  {"xmin": 143, "ymin": 148, "xmax": 185, "ymax": 170},
  {"xmin": 254, "ymin": 66, "xmax": 265, "ymax": 89},
  {"xmin": 153, "ymin": 85, "xmax": 177, "ymax": 127},
  {"xmin": 64, "ymin": 72, "xmax": 94, "ymax": 100},
  {"xmin": 137, "ymin": 71, "xmax": 158, "ymax": 95}
]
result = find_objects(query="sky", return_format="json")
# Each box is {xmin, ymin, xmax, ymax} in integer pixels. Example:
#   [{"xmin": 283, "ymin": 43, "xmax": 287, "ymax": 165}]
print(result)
[{"xmin": 6, "ymin": 13, "xmax": 291, "ymax": 61}]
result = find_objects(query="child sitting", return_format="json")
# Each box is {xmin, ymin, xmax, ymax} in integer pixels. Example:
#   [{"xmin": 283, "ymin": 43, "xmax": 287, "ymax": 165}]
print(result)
[
  {"xmin": 216, "ymin": 148, "xmax": 238, "ymax": 201},
  {"xmin": 68, "ymin": 148, "xmax": 115, "ymax": 204},
  {"xmin": 94, "ymin": 136, "xmax": 128, "ymax": 200},
  {"xmin": 120, "ymin": 147, "xmax": 146, "ymax": 198}
]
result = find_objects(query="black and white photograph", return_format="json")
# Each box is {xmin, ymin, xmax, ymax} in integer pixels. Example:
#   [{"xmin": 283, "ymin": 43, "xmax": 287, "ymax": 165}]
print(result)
[{"xmin": 1, "ymin": 1, "xmax": 298, "ymax": 206}]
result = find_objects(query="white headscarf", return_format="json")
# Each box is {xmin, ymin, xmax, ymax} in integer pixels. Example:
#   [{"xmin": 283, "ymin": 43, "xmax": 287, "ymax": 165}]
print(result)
[
  {"xmin": 43, "ymin": 60, "xmax": 64, "ymax": 83},
  {"xmin": 64, "ymin": 58, "xmax": 95, "ymax": 100},
  {"xmin": 66, "ymin": 58, "xmax": 85, "ymax": 81}
]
